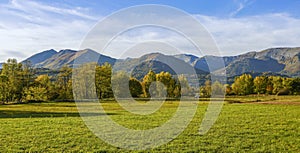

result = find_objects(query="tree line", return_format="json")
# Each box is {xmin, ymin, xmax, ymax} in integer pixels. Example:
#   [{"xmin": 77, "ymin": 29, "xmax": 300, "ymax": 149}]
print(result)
[
  {"xmin": 1, "ymin": 59, "xmax": 300, "ymax": 103},
  {"xmin": 226, "ymin": 74, "xmax": 300, "ymax": 96},
  {"xmin": 72, "ymin": 62, "xmax": 189, "ymax": 100},
  {"xmin": 0, "ymin": 59, "xmax": 73, "ymax": 103}
]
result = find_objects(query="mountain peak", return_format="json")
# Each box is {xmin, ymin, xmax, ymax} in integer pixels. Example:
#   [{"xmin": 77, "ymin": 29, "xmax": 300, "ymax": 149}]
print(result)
[
  {"xmin": 58, "ymin": 49, "xmax": 77, "ymax": 54},
  {"xmin": 144, "ymin": 52, "xmax": 164, "ymax": 56},
  {"xmin": 43, "ymin": 49, "xmax": 57, "ymax": 53},
  {"xmin": 174, "ymin": 54, "xmax": 200, "ymax": 65},
  {"xmin": 80, "ymin": 48, "xmax": 95, "ymax": 52},
  {"xmin": 23, "ymin": 49, "xmax": 58, "ymax": 65},
  {"xmin": 139, "ymin": 52, "xmax": 167, "ymax": 60}
]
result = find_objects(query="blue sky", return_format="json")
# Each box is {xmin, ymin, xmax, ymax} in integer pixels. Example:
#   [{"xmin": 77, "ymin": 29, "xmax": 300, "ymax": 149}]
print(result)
[
  {"xmin": 1, "ymin": 0, "xmax": 300, "ymax": 61},
  {"xmin": 52, "ymin": 0, "xmax": 300, "ymax": 18}
]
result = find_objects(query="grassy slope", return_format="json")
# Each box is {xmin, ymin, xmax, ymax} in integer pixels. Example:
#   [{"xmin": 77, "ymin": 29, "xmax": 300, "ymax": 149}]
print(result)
[{"xmin": 0, "ymin": 98, "xmax": 299, "ymax": 152}]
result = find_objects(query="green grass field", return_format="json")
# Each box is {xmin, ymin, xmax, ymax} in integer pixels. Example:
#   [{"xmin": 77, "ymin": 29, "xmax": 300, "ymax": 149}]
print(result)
[{"xmin": 0, "ymin": 96, "xmax": 299, "ymax": 152}]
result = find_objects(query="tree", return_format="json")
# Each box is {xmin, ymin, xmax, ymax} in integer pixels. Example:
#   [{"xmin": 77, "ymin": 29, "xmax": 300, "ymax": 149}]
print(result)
[
  {"xmin": 23, "ymin": 74, "xmax": 52, "ymax": 102},
  {"xmin": 129, "ymin": 78, "xmax": 143, "ymax": 97},
  {"xmin": 1, "ymin": 59, "xmax": 23, "ymax": 102},
  {"xmin": 231, "ymin": 74, "xmax": 254, "ymax": 95},
  {"xmin": 211, "ymin": 81, "xmax": 225, "ymax": 96},
  {"xmin": 0, "ymin": 75, "xmax": 9, "ymax": 103},
  {"xmin": 35, "ymin": 75, "xmax": 51, "ymax": 88},
  {"xmin": 156, "ymin": 71, "xmax": 176, "ymax": 97},
  {"xmin": 178, "ymin": 75, "xmax": 190, "ymax": 96},
  {"xmin": 200, "ymin": 80, "xmax": 211, "ymax": 98},
  {"xmin": 24, "ymin": 86, "xmax": 48, "ymax": 102},
  {"xmin": 265, "ymin": 77, "xmax": 274, "ymax": 95},
  {"xmin": 21, "ymin": 60, "xmax": 34, "ymax": 90},
  {"xmin": 142, "ymin": 70, "xmax": 156, "ymax": 97},
  {"xmin": 270, "ymin": 76, "xmax": 283, "ymax": 94},
  {"xmin": 282, "ymin": 78, "xmax": 293, "ymax": 91},
  {"xmin": 111, "ymin": 71, "xmax": 130, "ymax": 98},
  {"xmin": 95, "ymin": 63, "xmax": 113, "ymax": 99},
  {"xmin": 224, "ymin": 84, "xmax": 233, "ymax": 95},
  {"xmin": 72, "ymin": 63, "xmax": 96, "ymax": 100},
  {"xmin": 253, "ymin": 76, "xmax": 268, "ymax": 94},
  {"xmin": 56, "ymin": 66, "xmax": 73, "ymax": 100},
  {"xmin": 290, "ymin": 78, "xmax": 300, "ymax": 95},
  {"xmin": 173, "ymin": 85, "xmax": 181, "ymax": 98}
]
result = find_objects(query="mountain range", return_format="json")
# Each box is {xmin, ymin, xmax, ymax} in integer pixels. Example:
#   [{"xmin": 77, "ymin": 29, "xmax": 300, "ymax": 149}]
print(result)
[
  {"xmin": 24, "ymin": 49, "xmax": 116, "ymax": 69},
  {"xmin": 6, "ymin": 47, "xmax": 300, "ymax": 78}
]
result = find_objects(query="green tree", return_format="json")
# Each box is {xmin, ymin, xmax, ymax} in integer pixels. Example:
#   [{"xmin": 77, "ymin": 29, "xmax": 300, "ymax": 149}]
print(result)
[
  {"xmin": 1, "ymin": 59, "xmax": 23, "ymax": 102},
  {"xmin": 35, "ymin": 75, "xmax": 51, "ymax": 88},
  {"xmin": 72, "ymin": 63, "xmax": 98, "ymax": 100},
  {"xmin": 142, "ymin": 70, "xmax": 156, "ymax": 97},
  {"xmin": 211, "ymin": 81, "xmax": 225, "ymax": 96},
  {"xmin": 231, "ymin": 74, "xmax": 254, "ymax": 95},
  {"xmin": 24, "ymin": 86, "xmax": 48, "ymax": 102},
  {"xmin": 200, "ymin": 80, "xmax": 211, "ymax": 98},
  {"xmin": 266, "ymin": 77, "xmax": 274, "ymax": 95},
  {"xmin": 268, "ymin": 76, "xmax": 292, "ymax": 95},
  {"xmin": 0, "ymin": 75, "xmax": 9, "ymax": 103},
  {"xmin": 282, "ymin": 78, "xmax": 293, "ymax": 90},
  {"xmin": 270, "ymin": 76, "xmax": 283, "ymax": 94},
  {"xmin": 173, "ymin": 85, "xmax": 181, "ymax": 98},
  {"xmin": 290, "ymin": 78, "xmax": 300, "ymax": 95},
  {"xmin": 253, "ymin": 76, "xmax": 268, "ymax": 94},
  {"xmin": 156, "ymin": 71, "xmax": 176, "ymax": 97},
  {"xmin": 21, "ymin": 60, "xmax": 34, "ymax": 90},
  {"xmin": 23, "ymin": 74, "xmax": 52, "ymax": 102},
  {"xmin": 178, "ymin": 75, "xmax": 190, "ymax": 96},
  {"xmin": 224, "ymin": 84, "xmax": 233, "ymax": 95},
  {"xmin": 56, "ymin": 66, "xmax": 73, "ymax": 100},
  {"xmin": 95, "ymin": 63, "xmax": 113, "ymax": 99},
  {"xmin": 129, "ymin": 78, "xmax": 143, "ymax": 97},
  {"xmin": 111, "ymin": 71, "xmax": 130, "ymax": 98}
]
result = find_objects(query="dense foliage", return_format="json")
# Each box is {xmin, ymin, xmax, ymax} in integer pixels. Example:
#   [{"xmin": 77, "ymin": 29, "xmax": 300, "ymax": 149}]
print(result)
[
  {"xmin": 1, "ymin": 59, "xmax": 300, "ymax": 103},
  {"xmin": 0, "ymin": 59, "xmax": 73, "ymax": 103}
]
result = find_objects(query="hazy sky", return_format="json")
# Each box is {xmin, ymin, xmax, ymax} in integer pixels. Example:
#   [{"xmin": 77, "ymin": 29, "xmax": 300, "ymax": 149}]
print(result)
[{"xmin": 1, "ymin": 0, "xmax": 300, "ymax": 61}]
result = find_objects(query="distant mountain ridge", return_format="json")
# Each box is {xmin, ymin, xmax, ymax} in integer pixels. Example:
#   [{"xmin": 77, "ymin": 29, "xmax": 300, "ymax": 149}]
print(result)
[
  {"xmin": 175, "ymin": 47, "xmax": 300, "ymax": 77},
  {"xmin": 18, "ymin": 47, "xmax": 300, "ymax": 77},
  {"xmin": 24, "ymin": 49, "xmax": 116, "ymax": 69},
  {"xmin": 24, "ymin": 49, "xmax": 57, "ymax": 65},
  {"xmin": 113, "ymin": 52, "xmax": 208, "ymax": 80}
]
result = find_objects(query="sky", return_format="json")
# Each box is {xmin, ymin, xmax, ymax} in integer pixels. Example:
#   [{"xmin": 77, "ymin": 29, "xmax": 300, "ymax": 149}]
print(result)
[{"xmin": 1, "ymin": 0, "xmax": 300, "ymax": 61}]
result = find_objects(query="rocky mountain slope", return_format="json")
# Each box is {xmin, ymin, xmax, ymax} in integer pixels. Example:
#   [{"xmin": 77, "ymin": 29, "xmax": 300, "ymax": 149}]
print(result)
[
  {"xmin": 113, "ymin": 53, "xmax": 208, "ymax": 80},
  {"xmin": 20, "ymin": 47, "xmax": 300, "ymax": 77},
  {"xmin": 175, "ymin": 47, "xmax": 300, "ymax": 77},
  {"xmin": 24, "ymin": 49, "xmax": 116, "ymax": 69}
]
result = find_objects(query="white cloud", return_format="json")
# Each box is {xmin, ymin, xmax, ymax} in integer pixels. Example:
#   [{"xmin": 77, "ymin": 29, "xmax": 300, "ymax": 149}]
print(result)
[
  {"xmin": 7, "ymin": 0, "xmax": 98, "ymax": 21},
  {"xmin": 102, "ymin": 27, "xmax": 200, "ymax": 59},
  {"xmin": 196, "ymin": 13, "xmax": 300, "ymax": 56},
  {"xmin": 85, "ymin": 11, "xmax": 300, "ymax": 58},
  {"xmin": 1, "ymin": 1, "xmax": 300, "ymax": 62},
  {"xmin": 0, "ymin": 0, "xmax": 99, "ymax": 62}
]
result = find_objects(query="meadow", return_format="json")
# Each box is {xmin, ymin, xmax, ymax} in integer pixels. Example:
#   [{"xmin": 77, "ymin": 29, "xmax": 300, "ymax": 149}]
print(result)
[{"xmin": 0, "ymin": 96, "xmax": 299, "ymax": 152}]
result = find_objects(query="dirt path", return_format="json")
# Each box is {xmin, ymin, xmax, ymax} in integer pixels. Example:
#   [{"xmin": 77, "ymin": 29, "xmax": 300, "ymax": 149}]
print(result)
[{"xmin": 256, "ymin": 101, "xmax": 300, "ymax": 105}]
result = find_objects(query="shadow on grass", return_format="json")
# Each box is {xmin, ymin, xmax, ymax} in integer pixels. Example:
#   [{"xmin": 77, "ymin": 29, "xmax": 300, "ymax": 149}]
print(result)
[{"xmin": 0, "ymin": 110, "xmax": 118, "ymax": 118}]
